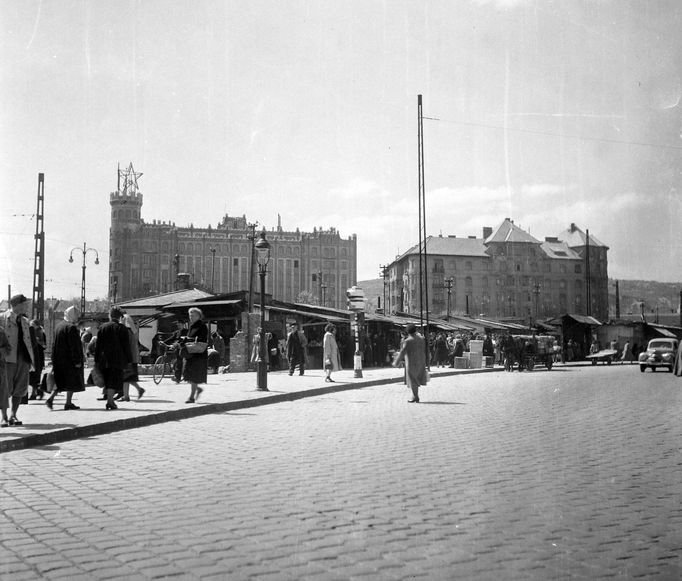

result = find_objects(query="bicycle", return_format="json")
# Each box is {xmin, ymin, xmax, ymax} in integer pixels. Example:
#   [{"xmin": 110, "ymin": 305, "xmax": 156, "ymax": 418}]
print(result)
[{"xmin": 153, "ymin": 342, "xmax": 178, "ymax": 385}]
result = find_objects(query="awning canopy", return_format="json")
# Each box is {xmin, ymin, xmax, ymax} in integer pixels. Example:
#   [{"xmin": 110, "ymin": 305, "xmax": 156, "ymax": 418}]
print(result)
[{"xmin": 161, "ymin": 299, "xmax": 245, "ymax": 319}]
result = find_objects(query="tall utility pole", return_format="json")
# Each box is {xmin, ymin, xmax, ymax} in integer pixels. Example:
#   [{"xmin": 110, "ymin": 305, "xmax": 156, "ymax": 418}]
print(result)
[
  {"xmin": 32, "ymin": 173, "xmax": 45, "ymax": 325},
  {"xmin": 585, "ymin": 229, "xmax": 591, "ymax": 317},
  {"xmin": 417, "ymin": 94, "xmax": 430, "ymax": 362}
]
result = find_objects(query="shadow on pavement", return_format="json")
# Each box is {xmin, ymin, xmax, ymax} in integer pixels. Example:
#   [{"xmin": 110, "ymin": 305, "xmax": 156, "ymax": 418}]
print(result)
[{"xmin": 419, "ymin": 401, "xmax": 466, "ymax": 405}]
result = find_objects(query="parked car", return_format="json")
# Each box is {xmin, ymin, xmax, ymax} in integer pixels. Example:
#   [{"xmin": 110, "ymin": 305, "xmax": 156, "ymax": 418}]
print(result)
[{"xmin": 638, "ymin": 338, "xmax": 679, "ymax": 373}]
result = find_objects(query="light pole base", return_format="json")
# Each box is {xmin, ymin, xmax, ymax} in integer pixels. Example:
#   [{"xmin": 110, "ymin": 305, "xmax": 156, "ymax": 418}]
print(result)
[
  {"xmin": 255, "ymin": 387, "xmax": 269, "ymax": 392},
  {"xmin": 353, "ymin": 354, "xmax": 363, "ymax": 378}
]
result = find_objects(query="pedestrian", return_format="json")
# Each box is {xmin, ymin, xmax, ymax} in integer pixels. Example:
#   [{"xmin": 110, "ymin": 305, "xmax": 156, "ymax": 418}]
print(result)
[
  {"xmin": 674, "ymin": 341, "xmax": 682, "ymax": 377},
  {"xmin": 0, "ymin": 294, "xmax": 35, "ymax": 426},
  {"xmin": 211, "ymin": 331, "xmax": 226, "ymax": 365},
  {"xmin": 620, "ymin": 341, "xmax": 631, "ymax": 364},
  {"xmin": 167, "ymin": 320, "xmax": 187, "ymax": 383},
  {"xmin": 285, "ymin": 322, "xmax": 305, "ymax": 376},
  {"xmin": 433, "ymin": 332, "xmax": 449, "ymax": 367},
  {"xmin": 0, "ymin": 326, "xmax": 11, "ymax": 427},
  {"xmin": 322, "ymin": 323, "xmax": 342, "ymax": 382},
  {"xmin": 120, "ymin": 314, "xmax": 144, "ymax": 401},
  {"xmin": 393, "ymin": 323, "xmax": 427, "ymax": 403},
  {"xmin": 182, "ymin": 307, "xmax": 208, "ymax": 403},
  {"xmin": 46, "ymin": 306, "xmax": 85, "ymax": 410},
  {"xmin": 28, "ymin": 318, "xmax": 47, "ymax": 400},
  {"xmin": 95, "ymin": 307, "xmax": 132, "ymax": 410},
  {"xmin": 267, "ymin": 331, "xmax": 280, "ymax": 370}
]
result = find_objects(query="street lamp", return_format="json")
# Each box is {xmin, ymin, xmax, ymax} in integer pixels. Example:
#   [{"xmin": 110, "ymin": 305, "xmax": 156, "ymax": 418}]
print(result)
[
  {"xmin": 209, "ymin": 247, "xmax": 217, "ymax": 292},
  {"xmin": 443, "ymin": 277, "xmax": 454, "ymax": 320},
  {"xmin": 255, "ymin": 231, "xmax": 271, "ymax": 391},
  {"xmin": 321, "ymin": 283, "xmax": 327, "ymax": 307},
  {"xmin": 69, "ymin": 243, "xmax": 99, "ymax": 316},
  {"xmin": 379, "ymin": 264, "xmax": 389, "ymax": 313}
]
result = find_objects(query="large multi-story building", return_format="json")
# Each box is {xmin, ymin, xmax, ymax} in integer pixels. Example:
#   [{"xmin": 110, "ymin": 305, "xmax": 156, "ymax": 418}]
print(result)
[
  {"xmin": 387, "ymin": 218, "xmax": 609, "ymax": 322},
  {"xmin": 109, "ymin": 165, "xmax": 357, "ymax": 305}
]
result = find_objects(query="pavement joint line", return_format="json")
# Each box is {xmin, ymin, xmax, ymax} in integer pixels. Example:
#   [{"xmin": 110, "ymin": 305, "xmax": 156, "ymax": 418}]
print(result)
[{"xmin": 0, "ymin": 367, "xmax": 503, "ymax": 453}]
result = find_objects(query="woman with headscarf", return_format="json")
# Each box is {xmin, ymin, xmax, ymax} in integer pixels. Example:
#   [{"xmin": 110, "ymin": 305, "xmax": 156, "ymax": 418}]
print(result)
[
  {"xmin": 322, "ymin": 323, "xmax": 342, "ymax": 382},
  {"xmin": 46, "ymin": 306, "xmax": 85, "ymax": 410},
  {"xmin": 183, "ymin": 307, "xmax": 208, "ymax": 403},
  {"xmin": 119, "ymin": 314, "xmax": 145, "ymax": 401}
]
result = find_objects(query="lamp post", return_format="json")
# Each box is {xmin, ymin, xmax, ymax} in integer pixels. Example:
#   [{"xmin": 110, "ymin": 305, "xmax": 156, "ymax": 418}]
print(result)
[
  {"xmin": 379, "ymin": 264, "xmax": 389, "ymax": 314},
  {"xmin": 321, "ymin": 283, "xmax": 327, "ymax": 307},
  {"xmin": 69, "ymin": 243, "xmax": 99, "ymax": 316},
  {"xmin": 532, "ymin": 282, "xmax": 541, "ymax": 324},
  {"xmin": 443, "ymin": 277, "xmax": 454, "ymax": 320},
  {"xmin": 255, "ymin": 231, "xmax": 271, "ymax": 391},
  {"xmin": 209, "ymin": 247, "xmax": 217, "ymax": 292},
  {"xmin": 346, "ymin": 285, "xmax": 366, "ymax": 378}
]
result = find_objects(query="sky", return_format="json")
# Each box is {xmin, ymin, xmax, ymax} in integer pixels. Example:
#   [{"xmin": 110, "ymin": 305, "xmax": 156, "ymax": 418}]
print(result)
[{"xmin": 1, "ymin": 0, "xmax": 681, "ymax": 303}]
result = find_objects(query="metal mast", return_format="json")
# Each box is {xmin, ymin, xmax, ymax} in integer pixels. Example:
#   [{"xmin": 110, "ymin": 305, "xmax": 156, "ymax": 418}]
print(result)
[
  {"xmin": 32, "ymin": 173, "xmax": 45, "ymax": 325},
  {"xmin": 417, "ymin": 95, "xmax": 430, "ymax": 361}
]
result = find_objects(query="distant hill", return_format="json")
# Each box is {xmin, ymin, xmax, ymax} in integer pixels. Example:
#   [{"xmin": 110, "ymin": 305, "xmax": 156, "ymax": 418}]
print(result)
[{"xmin": 609, "ymin": 279, "xmax": 681, "ymax": 317}]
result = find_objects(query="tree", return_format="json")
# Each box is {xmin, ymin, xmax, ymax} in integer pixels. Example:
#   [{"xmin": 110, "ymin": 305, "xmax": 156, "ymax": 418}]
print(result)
[{"xmin": 296, "ymin": 290, "xmax": 319, "ymax": 306}]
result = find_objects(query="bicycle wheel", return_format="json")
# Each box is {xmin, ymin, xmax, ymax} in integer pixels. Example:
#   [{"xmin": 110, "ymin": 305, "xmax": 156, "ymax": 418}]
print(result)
[{"xmin": 153, "ymin": 355, "xmax": 166, "ymax": 384}]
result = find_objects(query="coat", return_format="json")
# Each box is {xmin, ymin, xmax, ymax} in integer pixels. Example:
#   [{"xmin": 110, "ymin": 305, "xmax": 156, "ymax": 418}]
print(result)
[
  {"xmin": 395, "ymin": 333, "xmax": 428, "ymax": 389},
  {"xmin": 52, "ymin": 321, "xmax": 85, "ymax": 392},
  {"xmin": 95, "ymin": 321, "xmax": 132, "ymax": 371},
  {"xmin": 183, "ymin": 319, "xmax": 208, "ymax": 384},
  {"xmin": 323, "ymin": 332, "xmax": 342, "ymax": 372},
  {"xmin": 0, "ymin": 310, "xmax": 34, "ymax": 366},
  {"xmin": 286, "ymin": 330, "xmax": 305, "ymax": 363}
]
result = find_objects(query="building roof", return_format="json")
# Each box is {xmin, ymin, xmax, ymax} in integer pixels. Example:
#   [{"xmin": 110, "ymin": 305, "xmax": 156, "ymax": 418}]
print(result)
[
  {"xmin": 485, "ymin": 219, "xmax": 541, "ymax": 244},
  {"xmin": 117, "ymin": 288, "xmax": 213, "ymax": 309},
  {"xmin": 398, "ymin": 235, "xmax": 489, "ymax": 260},
  {"xmin": 557, "ymin": 223, "xmax": 608, "ymax": 249},
  {"xmin": 540, "ymin": 241, "xmax": 581, "ymax": 260}
]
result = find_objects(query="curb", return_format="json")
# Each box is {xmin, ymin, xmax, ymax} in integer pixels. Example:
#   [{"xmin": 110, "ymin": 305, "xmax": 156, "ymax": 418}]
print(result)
[{"xmin": 0, "ymin": 367, "xmax": 501, "ymax": 453}]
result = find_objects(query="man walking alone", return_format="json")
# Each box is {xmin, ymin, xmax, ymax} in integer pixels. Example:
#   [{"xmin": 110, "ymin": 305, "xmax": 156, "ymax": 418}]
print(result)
[{"xmin": 393, "ymin": 323, "xmax": 427, "ymax": 403}]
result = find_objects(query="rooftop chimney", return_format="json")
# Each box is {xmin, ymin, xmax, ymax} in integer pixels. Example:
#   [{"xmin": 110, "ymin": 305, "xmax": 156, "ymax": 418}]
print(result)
[{"xmin": 483, "ymin": 226, "xmax": 493, "ymax": 239}]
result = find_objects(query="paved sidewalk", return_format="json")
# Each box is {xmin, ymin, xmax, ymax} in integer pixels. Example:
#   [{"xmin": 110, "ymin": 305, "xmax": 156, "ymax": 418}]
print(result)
[{"xmin": 0, "ymin": 365, "xmax": 503, "ymax": 453}]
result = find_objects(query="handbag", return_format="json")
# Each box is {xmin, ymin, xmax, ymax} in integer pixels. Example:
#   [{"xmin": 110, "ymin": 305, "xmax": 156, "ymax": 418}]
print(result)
[
  {"xmin": 324, "ymin": 358, "xmax": 333, "ymax": 371},
  {"xmin": 186, "ymin": 341, "xmax": 208, "ymax": 354},
  {"xmin": 41, "ymin": 367, "xmax": 57, "ymax": 393},
  {"xmin": 90, "ymin": 364, "xmax": 106, "ymax": 388}
]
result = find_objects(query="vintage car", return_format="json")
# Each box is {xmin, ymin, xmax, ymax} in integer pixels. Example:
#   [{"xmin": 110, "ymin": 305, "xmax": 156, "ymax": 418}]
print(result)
[{"xmin": 638, "ymin": 338, "xmax": 679, "ymax": 373}]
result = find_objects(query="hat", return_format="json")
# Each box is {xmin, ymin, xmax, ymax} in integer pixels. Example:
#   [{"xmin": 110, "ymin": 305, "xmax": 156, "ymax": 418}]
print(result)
[{"xmin": 10, "ymin": 294, "xmax": 28, "ymax": 307}]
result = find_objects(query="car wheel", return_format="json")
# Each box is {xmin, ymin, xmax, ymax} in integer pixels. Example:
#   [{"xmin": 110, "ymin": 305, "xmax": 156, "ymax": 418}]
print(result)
[
  {"xmin": 651, "ymin": 366, "xmax": 656, "ymax": 372},
  {"xmin": 607, "ymin": 357, "xmax": 612, "ymax": 365},
  {"xmin": 668, "ymin": 366, "xmax": 673, "ymax": 373},
  {"xmin": 639, "ymin": 365, "xmax": 646, "ymax": 372}
]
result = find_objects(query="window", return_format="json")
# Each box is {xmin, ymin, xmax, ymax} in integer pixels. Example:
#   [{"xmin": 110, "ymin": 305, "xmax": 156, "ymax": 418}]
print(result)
[
  {"xmin": 574, "ymin": 264, "xmax": 582, "ymax": 273},
  {"xmin": 294, "ymin": 260, "xmax": 299, "ymax": 268},
  {"xmin": 465, "ymin": 261, "xmax": 472, "ymax": 271},
  {"xmin": 516, "ymin": 264, "xmax": 522, "ymax": 272},
  {"xmin": 233, "ymin": 258, "xmax": 239, "ymax": 267}
]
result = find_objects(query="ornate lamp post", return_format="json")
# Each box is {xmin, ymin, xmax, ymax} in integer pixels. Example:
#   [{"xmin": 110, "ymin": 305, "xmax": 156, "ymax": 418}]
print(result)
[
  {"xmin": 255, "ymin": 231, "xmax": 271, "ymax": 391},
  {"xmin": 69, "ymin": 243, "xmax": 99, "ymax": 316},
  {"xmin": 443, "ymin": 277, "xmax": 454, "ymax": 320}
]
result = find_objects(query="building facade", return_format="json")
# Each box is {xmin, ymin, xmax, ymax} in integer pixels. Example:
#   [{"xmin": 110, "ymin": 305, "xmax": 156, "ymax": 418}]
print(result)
[
  {"xmin": 109, "ymin": 165, "xmax": 357, "ymax": 305},
  {"xmin": 387, "ymin": 218, "xmax": 609, "ymax": 322}
]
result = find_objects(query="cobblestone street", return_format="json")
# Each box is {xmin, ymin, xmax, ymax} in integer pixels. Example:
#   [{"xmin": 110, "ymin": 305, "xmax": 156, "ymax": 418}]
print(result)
[{"xmin": 2, "ymin": 365, "xmax": 681, "ymax": 580}]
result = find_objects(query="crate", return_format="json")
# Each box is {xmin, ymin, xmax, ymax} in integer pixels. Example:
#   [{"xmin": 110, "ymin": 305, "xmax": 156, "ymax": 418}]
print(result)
[
  {"xmin": 484, "ymin": 356, "xmax": 494, "ymax": 368},
  {"xmin": 454, "ymin": 356, "xmax": 469, "ymax": 369},
  {"xmin": 469, "ymin": 352, "xmax": 483, "ymax": 369}
]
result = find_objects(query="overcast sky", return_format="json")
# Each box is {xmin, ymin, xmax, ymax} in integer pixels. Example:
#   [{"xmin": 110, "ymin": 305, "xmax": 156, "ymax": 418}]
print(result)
[{"xmin": 2, "ymin": 0, "xmax": 681, "ymax": 302}]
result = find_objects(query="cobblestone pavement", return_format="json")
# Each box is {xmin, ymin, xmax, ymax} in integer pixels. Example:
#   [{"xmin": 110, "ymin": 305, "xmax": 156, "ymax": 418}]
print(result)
[{"xmin": 1, "ymin": 365, "xmax": 681, "ymax": 580}]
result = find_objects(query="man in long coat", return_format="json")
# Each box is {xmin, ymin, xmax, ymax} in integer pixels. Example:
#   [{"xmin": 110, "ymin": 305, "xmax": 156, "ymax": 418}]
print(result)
[
  {"xmin": 285, "ymin": 322, "xmax": 305, "ymax": 376},
  {"xmin": 0, "ymin": 294, "xmax": 35, "ymax": 426},
  {"xmin": 393, "ymin": 323, "xmax": 427, "ymax": 403}
]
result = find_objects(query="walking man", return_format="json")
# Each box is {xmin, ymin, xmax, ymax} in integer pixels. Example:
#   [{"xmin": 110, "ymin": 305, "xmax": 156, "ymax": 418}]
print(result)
[
  {"xmin": 393, "ymin": 323, "xmax": 427, "ymax": 403},
  {"xmin": 285, "ymin": 322, "xmax": 305, "ymax": 376},
  {"xmin": 0, "ymin": 294, "xmax": 35, "ymax": 425}
]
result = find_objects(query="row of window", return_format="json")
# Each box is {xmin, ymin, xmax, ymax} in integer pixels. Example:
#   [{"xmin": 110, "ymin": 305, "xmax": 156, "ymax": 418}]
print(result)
[{"xmin": 430, "ymin": 259, "xmax": 584, "ymax": 274}]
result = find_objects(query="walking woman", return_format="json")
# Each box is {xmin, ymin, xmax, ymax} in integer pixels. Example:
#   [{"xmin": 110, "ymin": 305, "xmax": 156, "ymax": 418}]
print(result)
[
  {"xmin": 120, "ymin": 314, "xmax": 145, "ymax": 401},
  {"xmin": 47, "ymin": 306, "xmax": 85, "ymax": 410},
  {"xmin": 322, "ymin": 323, "xmax": 342, "ymax": 382},
  {"xmin": 183, "ymin": 307, "xmax": 208, "ymax": 403}
]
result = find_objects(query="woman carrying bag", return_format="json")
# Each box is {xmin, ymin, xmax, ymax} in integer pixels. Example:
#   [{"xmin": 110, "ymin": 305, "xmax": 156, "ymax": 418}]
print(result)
[
  {"xmin": 322, "ymin": 323, "xmax": 342, "ymax": 383},
  {"xmin": 182, "ymin": 307, "xmax": 208, "ymax": 403}
]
